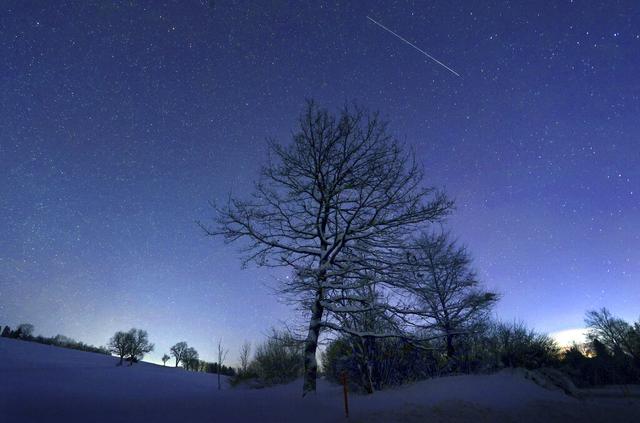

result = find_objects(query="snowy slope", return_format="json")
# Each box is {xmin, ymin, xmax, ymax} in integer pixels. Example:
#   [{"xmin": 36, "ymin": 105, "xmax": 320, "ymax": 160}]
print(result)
[
  {"xmin": 1, "ymin": 337, "xmax": 637, "ymax": 422},
  {"xmin": 0, "ymin": 337, "xmax": 344, "ymax": 422}
]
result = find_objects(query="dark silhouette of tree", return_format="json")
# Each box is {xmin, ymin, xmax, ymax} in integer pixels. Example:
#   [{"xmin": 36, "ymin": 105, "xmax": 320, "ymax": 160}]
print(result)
[
  {"xmin": 406, "ymin": 232, "xmax": 498, "ymax": 358},
  {"xmin": 585, "ymin": 308, "xmax": 639, "ymax": 361},
  {"xmin": 239, "ymin": 340, "xmax": 251, "ymax": 375},
  {"xmin": 162, "ymin": 354, "xmax": 170, "ymax": 366},
  {"xmin": 170, "ymin": 341, "xmax": 189, "ymax": 367},
  {"xmin": 126, "ymin": 328, "xmax": 154, "ymax": 365},
  {"xmin": 1, "ymin": 326, "xmax": 11, "ymax": 337},
  {"xmin": 182, "ymin": 347, "xmax": 199, "ymax": 370},
  {"xmin": 107, "ymin": 329, "xmax": 153, "ymax": 366},
  {"xmin": 203, "ymin": 101, "xmax": 452, "ymax": 395},
  {"xmin": 217, "ymin": 339, "xmax": 228, "ymax": 390},
  {"xmin": 108, "ymin": 331, "xmax": 132, "ymax": 366}
]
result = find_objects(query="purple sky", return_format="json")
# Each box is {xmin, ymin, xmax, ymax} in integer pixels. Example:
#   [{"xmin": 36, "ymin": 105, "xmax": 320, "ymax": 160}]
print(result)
[{"xmin": 1, "ymin": 1, "xmax": 638, "ymax": 364}]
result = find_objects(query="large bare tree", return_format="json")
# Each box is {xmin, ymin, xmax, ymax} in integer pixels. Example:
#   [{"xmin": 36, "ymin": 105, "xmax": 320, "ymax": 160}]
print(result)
[{"xmin": 203, "ymin": 101, "xmax": 452, "ymax": 395}]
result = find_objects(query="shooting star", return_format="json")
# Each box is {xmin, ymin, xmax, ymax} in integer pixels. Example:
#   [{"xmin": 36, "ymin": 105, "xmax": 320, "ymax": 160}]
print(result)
[{"xmin": 366, "ymin": 16, "xmax": 460, "ymax": 77}]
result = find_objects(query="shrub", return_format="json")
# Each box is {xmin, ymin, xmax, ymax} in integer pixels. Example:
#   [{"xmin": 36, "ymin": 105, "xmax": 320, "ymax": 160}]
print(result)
[
  {"xmin": 486, "ymin": 321, "xmax": 560, "ymax": 369},
  {"xmin": 251, "ymin": 330, "xmax": 303, "ymax": 386},
  {"xmin": 322, "ymin": 336, "xmax": 439, "ymax": 393}
]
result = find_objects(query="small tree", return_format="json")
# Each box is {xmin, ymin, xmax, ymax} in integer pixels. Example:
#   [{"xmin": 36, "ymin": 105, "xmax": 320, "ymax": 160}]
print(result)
[
  {"xmin": 217, "ymin": 339, "xmax": 229, "ymax": 390},
  {"xmin": 1, "ymin": 326, "xmax": 11, "ymax": 337},
  {"xmin": 108, "ymin": 331, "xmax": 132, "ymax": 366},
  {"xmin": 126, "ymin": 329, "xmax": 154, "ymax": 365},
  {"xmin": 162, "ymin": 354, "xmax": 170, "ymax": 366},
  {"xmin": 170, "ymin": 341, "xmax": 189, "ymax": 367},
  {"xmin": 239, "ymin": 341, "xmax": 251, "ymax": 375}
]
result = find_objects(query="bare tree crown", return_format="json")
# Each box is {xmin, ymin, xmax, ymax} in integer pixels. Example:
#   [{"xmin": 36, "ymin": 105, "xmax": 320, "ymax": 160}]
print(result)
[{"xmin": 204, "ymin": 101, "xmax": 451, "ymax": 280}]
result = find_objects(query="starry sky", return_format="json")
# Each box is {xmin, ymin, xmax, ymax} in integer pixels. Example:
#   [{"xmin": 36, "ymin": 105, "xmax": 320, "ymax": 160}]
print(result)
[{"xmin": 1, "ymin": 1, "xmax": 638, "ymax": 364}]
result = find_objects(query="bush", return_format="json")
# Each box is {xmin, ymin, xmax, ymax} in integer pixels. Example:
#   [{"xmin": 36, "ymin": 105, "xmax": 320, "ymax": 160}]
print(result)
[
  {"xmin": 250, "ymin": 330, "xmax": 303, "ymax": 386},
  {"xmin": 322, "ymin": 336, "xmax": 439, "ymax": 393},
  {"xmin": 230, "ymin": 367, "xmax": 259, "ymax": 387},
  {"xmin": 485, "ymin": 321, "xmax": 560, "ymax": 369}
]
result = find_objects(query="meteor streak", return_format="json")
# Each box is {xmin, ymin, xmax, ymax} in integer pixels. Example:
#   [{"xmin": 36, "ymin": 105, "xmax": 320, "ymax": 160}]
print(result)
[{"xmin": 366, "ymin": 16, "xmax": 460, "ymax": 77}]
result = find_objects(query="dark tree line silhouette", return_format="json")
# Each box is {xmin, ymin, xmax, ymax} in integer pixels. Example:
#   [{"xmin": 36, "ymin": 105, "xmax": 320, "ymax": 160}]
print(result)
[{"xmin": 0, "ymin": 323, "xmax": 109, "ymax": 355}]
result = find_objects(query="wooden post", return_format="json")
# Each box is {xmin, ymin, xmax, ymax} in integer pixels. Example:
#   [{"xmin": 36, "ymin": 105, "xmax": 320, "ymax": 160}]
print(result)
[{"xmin": 340, "ymin": 371, "xmax": 349, "ymax": 418}]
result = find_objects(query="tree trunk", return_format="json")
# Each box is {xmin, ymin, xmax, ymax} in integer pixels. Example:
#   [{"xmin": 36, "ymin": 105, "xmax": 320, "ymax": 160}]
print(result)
[
  {"xmin": 446, "ymin": 333, "xmax": 455, "ymax": 358},
  {"xmin": 352, "ymin": 338, "xmax": 374, "ymax": 394},
  {"xmin": 302, "ymin": 288, "xmax": 324, "ymax": 396}
]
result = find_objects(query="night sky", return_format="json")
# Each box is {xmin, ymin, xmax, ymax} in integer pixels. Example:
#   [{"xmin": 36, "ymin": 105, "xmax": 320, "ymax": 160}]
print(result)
[{"xmin": 1, "ymin": 1, "xmax": 638, "ymax": 364}]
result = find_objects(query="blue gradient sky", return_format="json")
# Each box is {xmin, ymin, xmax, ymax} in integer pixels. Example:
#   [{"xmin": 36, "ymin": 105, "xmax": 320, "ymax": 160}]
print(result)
[{"xmin": 1, "ymin": 1, "xmax": 638, "ymax": 364}]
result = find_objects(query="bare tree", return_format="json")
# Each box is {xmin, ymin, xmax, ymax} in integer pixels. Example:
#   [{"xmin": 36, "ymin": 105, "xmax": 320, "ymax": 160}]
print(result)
[
  {"xmin": 162, "ymin": 354, "xmax": 170, "ymax": 366},
  {"xmin": 406, "ymin": 232, "xmax": 498, "ymax": 358},
  {"xmin": 239, "ymin": 340, "xmax": 251, "ymax": 375},
  {"xmin": 203, "ymin": 101, "xmax": 452, "ymax": 395},
  {"xmin": 585, "ymin": 308, "xmax": 639, "ymax": 361},
  {"xmin": 217, "ymin": 338, "xmax": 229, "ymax": 390},
  {"xmin": 108, "ymin": 331, "xmax": 132, "ymax": 366},
  {"xmin": 126, "ymin": 328, "xmax": 154, "ymax": 365},
  {"xmin": 170, "ymin": 341, "xmax": 189, "ymax": 367},
  {"xmin": 182, "ymin": 347, "xmax": 199, "ymax": 370}
]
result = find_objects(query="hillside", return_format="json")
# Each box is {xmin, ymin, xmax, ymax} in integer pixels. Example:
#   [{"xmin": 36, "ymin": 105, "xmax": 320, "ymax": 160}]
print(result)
[{"xmin": 1, "ymin": 337, "xmax": 638, "ymax": 422}]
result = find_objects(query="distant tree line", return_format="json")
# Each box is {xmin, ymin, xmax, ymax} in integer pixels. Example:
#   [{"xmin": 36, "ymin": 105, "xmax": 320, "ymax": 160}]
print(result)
[
  {"xmin": 0, "ymin": 323, "xmax": 109, "ymax": 355},
  {"xmin": 562, "ymin": 308, "xmax": 640, "ymax": 386}
]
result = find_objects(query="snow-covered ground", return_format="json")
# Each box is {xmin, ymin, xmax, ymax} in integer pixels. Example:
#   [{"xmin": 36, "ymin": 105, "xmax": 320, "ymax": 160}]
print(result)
[{"xmin": 1, "ymin": 337, "xmax": 638, "ymax": 422}]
